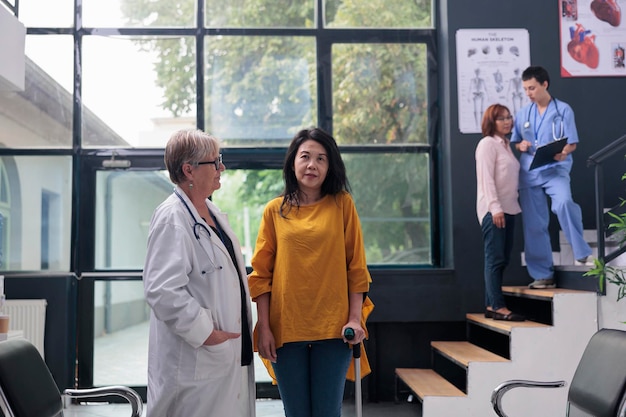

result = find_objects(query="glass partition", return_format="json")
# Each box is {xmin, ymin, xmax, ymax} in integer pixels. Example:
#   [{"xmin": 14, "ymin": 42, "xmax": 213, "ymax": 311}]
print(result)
[
  {"xmin": 325, "ymin": 0, "xmax": 432, "ymax": 28},
  {"xmin": 205, "ymin": 0, "xmax": 315, "ymax": 28},
  {"xmin": 1, "ymin": 36, "xmax": 73, "ymax": 149},
  {"xmin": 82, "ymin": 36, "xmax": 196, "ymax": 148},
  {"xmin": 94, "ymin": 170, "xmax": 171, "ymax": 270},
  {"xmin": 94, "ymin": 279, "xmax": 149, "ymax": 386},
  {"xmin": 0, "ymin": 156, "xmax": 72, "ymax": 271},
  {"xmin": 205, "ymin": 36, "xmax": 317, "ymax": 146},
  {"xmin": 18, "ymin": 0, "xmax": 73, "ymax": 27},
  {"xmin": 83, "ymin": 0, "xmax": 196, "ymax": 28},
  {"xmin": 332, "ymin": 43, "xmax": 429, "ymax": 145}
]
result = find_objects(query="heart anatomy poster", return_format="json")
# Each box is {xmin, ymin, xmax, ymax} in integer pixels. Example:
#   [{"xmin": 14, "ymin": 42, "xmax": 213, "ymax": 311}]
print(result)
[
  {"xmin": 455, "ymin": 29, "xmax": 531, "ymax": 134},
  {"xmin": 560, "ymin": 0, "xmax": 626, "ymax": 76}
]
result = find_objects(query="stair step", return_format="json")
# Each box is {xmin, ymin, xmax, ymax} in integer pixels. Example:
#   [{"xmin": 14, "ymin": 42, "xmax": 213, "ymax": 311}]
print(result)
[
  {"xmin": 502, "ymin": 285, "xmax": 589, "ymax": 300},
  {"xmin": 395, "ymin": 368, "xmax": 466, "ymax": 400},
  {"xmin": 431, "ymin": 341, "xmax": 508, "ymax": 368},
  {"xmin": 466, "ymin": 313, "xmax": 550, "ymax": 336}
]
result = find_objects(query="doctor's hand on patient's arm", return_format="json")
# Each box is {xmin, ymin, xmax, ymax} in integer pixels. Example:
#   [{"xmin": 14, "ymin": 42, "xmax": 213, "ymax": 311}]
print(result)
[
  {"xmin": 516, "ymin": 140, "xmax": 532, "ymax": 153},
  {"xmin": 203, "ymin": 329, "xmax": 241, "ymax": 346}
]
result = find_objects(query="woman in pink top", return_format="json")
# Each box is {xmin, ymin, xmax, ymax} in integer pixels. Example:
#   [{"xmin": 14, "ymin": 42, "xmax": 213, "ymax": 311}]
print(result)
[
  {"xmin": 249, "ymin": 127, "xmax": 372, "ymax": 417},
  {"xmin": 475, "ymin": 104, "xmax": 524, "ymax": 321}
]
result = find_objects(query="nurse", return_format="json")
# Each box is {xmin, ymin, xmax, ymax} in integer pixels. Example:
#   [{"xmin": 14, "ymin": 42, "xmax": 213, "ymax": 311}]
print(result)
[
  {"xmin": 511, "ymin": 66, "xmax": 592, "ymax": 289},
  {"xmin": 143, "ymin": 129, "xmax": 255, "ymax": 417}
]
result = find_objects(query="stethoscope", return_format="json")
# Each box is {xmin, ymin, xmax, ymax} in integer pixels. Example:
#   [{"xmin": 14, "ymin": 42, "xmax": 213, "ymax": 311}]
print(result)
[
  {"xmin": 174, "ymin": 188, "xmax": 223, "ymax": 270},
  {"xmin": 523, "ymin": 99, "xmax": 565, "ymax": 146}
]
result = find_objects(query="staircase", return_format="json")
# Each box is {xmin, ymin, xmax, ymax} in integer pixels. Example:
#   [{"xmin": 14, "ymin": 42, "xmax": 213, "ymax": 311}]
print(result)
[{"xmin": 395, "ymin": 286, "xmax": 598, "ymax": 417}]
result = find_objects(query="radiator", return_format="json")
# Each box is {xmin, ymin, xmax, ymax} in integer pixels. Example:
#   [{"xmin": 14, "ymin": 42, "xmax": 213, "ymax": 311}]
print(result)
[{"xmin": 4, "ymin": 299, "xmax": 47, "ymax": 357}]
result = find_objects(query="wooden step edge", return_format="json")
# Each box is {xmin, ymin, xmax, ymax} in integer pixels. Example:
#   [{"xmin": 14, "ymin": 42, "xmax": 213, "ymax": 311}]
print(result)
[
  {"xmin": 431, "ymin": 341, "xmax": 509, "ymax": 367},
  {"xmin": 395, "ymin": 368, "xmax": 466, "ymax": 399},
  {"xmin": 502, "ymin": 285, "xmax": 589, "ymax": 299},
  {"xmin": 466, "ymin": 313, "xmax": 551, "ymax": 335}
]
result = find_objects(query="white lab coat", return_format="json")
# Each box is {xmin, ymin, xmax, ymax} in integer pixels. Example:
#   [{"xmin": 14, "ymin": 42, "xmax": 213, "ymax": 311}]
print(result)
[{"xmin": 143, "ymin": 187, "xmax": 255, "ymax": 417}]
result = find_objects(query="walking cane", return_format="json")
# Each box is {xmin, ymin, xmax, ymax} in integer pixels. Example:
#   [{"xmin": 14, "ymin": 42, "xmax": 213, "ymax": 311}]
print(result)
[{"xmin": 344, "ymin": 328, "xmax": 362, "ymax": 417}]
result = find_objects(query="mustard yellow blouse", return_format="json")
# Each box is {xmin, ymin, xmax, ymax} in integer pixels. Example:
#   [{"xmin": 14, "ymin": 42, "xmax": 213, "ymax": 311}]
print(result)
[{"xmin": 249, "ymin": 191, "xmax": 371, "ymax": 348}]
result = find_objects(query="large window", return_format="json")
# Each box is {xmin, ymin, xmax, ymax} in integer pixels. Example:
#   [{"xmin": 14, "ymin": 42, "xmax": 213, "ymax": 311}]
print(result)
[{"xmin": 11, "ymin": 0, "xmax": 437, "ymax": 271}]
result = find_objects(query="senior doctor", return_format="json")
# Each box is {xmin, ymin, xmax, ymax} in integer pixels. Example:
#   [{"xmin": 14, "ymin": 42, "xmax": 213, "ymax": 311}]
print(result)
[{"xmin": 143, "ymin": 129, "xmax": 255, "ymax": 417}]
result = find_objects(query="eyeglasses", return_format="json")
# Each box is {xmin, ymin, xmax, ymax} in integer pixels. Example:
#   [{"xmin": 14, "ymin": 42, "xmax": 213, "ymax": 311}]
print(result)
[
  {"xmin": 495, "ymin": 115, "xmax": 513, "ymax": 122},
  {"xmin": 197, "ymin": 154, "xmax": 222, "ymax": 170}
]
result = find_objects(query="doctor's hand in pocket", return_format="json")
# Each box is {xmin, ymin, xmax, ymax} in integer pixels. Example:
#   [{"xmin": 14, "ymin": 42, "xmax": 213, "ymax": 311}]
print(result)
[{"xmin": 203, "ymin": 329, "xmax": 241, "ymax": 346}]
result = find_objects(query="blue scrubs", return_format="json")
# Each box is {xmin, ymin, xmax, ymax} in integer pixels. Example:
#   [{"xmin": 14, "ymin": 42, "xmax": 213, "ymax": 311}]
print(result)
[{"xmin": 511, "ymin": 98, "xmax": 591, "ymax": 280}]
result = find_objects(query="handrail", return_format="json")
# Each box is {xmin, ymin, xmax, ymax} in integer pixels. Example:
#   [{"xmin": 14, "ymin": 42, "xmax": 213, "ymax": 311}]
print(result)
[
  {"xmin": 0, "ymin": 0, "xmax": 18, "ymax": 16},
  {"xmin": 587, "ymin": 134, "xmax": 626, "ymax": 167},
  {"xmin": 587, "ymin": 134, "xmax": 626, "ymax": 294}
]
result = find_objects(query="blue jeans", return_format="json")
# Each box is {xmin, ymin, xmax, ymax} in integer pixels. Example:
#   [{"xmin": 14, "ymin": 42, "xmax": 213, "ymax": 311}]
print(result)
[
  {"xmin": 271, "ymin": 339, "xmax": 352, "ymax": 417},
  {"xmin": 481, "ymin": 212, "xmax": 516, "ymax": 310}
]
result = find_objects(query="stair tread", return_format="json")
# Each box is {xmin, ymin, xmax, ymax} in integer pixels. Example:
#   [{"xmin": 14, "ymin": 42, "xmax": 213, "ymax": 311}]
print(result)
[
  {"xmin": 395, "ymin": 368, "xmax": 466, "ymax": 398},
  {"xmin": 502, "ymin": 285, "xmax": 591, "ymax": 299},
  {"xmin": 431, "ymin": 341, "xmax": 509, "ymax": 367},
  {"xmin": 466, "ymin": 313, "xmax": 551, "ymax": 334}
]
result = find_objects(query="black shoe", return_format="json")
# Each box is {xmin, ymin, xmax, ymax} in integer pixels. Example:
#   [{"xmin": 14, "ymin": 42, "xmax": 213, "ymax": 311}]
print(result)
[
  {"xmin": 492, "ymin": 311, "xmax": 525, "ymax": 321},
  {"xmin": 485, "ymin": 309, "xmax": 494, "ymax": 318}
]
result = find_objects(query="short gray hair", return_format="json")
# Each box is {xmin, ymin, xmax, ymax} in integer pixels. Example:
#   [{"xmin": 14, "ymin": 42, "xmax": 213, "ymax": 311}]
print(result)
[{"xmin": 164, "ymin": 129, "xmax": 220, "ymax": 184}]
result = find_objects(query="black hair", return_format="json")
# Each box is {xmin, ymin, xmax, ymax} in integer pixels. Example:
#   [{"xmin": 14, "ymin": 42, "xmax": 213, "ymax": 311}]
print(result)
[
  {"xmin": 280, "ymin": 127, "xmax": 350, "ymax": 217},
  {"xmin": 521, "ymin": 66, "xmax": 550, "ymax": 89}
]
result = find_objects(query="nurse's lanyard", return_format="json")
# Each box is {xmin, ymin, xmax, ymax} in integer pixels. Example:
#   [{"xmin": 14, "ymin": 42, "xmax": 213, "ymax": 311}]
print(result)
[{"xmin": 523, "ymin": 98, "xmax": 565, "ymax": 148}]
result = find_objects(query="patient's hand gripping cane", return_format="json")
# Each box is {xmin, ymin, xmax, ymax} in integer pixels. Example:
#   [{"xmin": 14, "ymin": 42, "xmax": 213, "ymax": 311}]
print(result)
[{"xmin": 344, "ymin": 328, "xmax": 362, "ymax": 417}]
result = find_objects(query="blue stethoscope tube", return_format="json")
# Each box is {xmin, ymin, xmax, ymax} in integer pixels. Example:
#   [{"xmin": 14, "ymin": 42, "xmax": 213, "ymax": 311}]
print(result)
[{"xmin": 523, "ymin": 99, "xmax": 565, "ymax": 142}]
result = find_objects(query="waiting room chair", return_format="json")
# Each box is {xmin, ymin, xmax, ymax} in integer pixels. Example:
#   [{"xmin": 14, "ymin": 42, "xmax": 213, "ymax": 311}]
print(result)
[
  {"xmin": 0, "ymin": 338, "xmax": 143, "ymax": 417},
  {"xmin": 491, "ymin": 328, "xmax": 626, "ymax": 417}
]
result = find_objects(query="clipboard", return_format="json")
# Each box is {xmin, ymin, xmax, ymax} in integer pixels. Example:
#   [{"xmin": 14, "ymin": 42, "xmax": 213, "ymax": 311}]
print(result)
[{"xmin": 529, "ymin": 137, "xmax": 568, "ymax": 170}]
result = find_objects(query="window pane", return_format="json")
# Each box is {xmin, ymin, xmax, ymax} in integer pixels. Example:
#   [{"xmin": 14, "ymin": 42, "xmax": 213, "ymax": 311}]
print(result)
[
  {"xmin": 205, "ymin": 36, "xmax": 316, "ymax": 145},
  {"xmin": 205, "ymin": 0, "xmax": 315, "ymax": 28},
  {"xmin": 333, "ymin": 43, "xmax": 428, "ymax": 144},
  {"xmin": 82, "ymin": 36, "xmax": 196, "ymax": 148},
  {"xmin": 325, "ymin": 0, "xmax": 432, "ymax": 28},
  {"xmin": 19, "ymin": 0, "xmax": 73, "ymax": 27},
  {"xmin": 0, "ymin": 156, "xmax": 72, "ymax": 271},
  {"xmin": 84, "ymin": 0, "xmax": 195, "ymax": 27},
  {"xmin": 211, "ymin": 169, "xmax": 283, "ymax": 266},
  {"xmin": 26, "ymin": 35, "xmax": 73, "ymax": 95},
  {"xmin": 95, "ymin": 170, "xmax": 171, "ymax": 270},
  {"xmin": 347, "ymin": 152, "xmax": 431, "ymax": 264},
  {"xmin": 94, "ymin": 280, "xmax": 149, "ymax": 386},
  {"xmin": 0, "ymin": 36, "xmax": 73, "ymax": 148}
]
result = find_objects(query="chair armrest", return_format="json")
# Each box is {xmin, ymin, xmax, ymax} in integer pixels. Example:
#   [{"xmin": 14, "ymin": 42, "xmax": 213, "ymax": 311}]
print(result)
[
  {"xmin": 491, "ymin": 379, "xmax": 566, "ymax": 417},
  {"xmin": 63, "ymin": 386, "xmax": 143, "ymax": 417}
]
